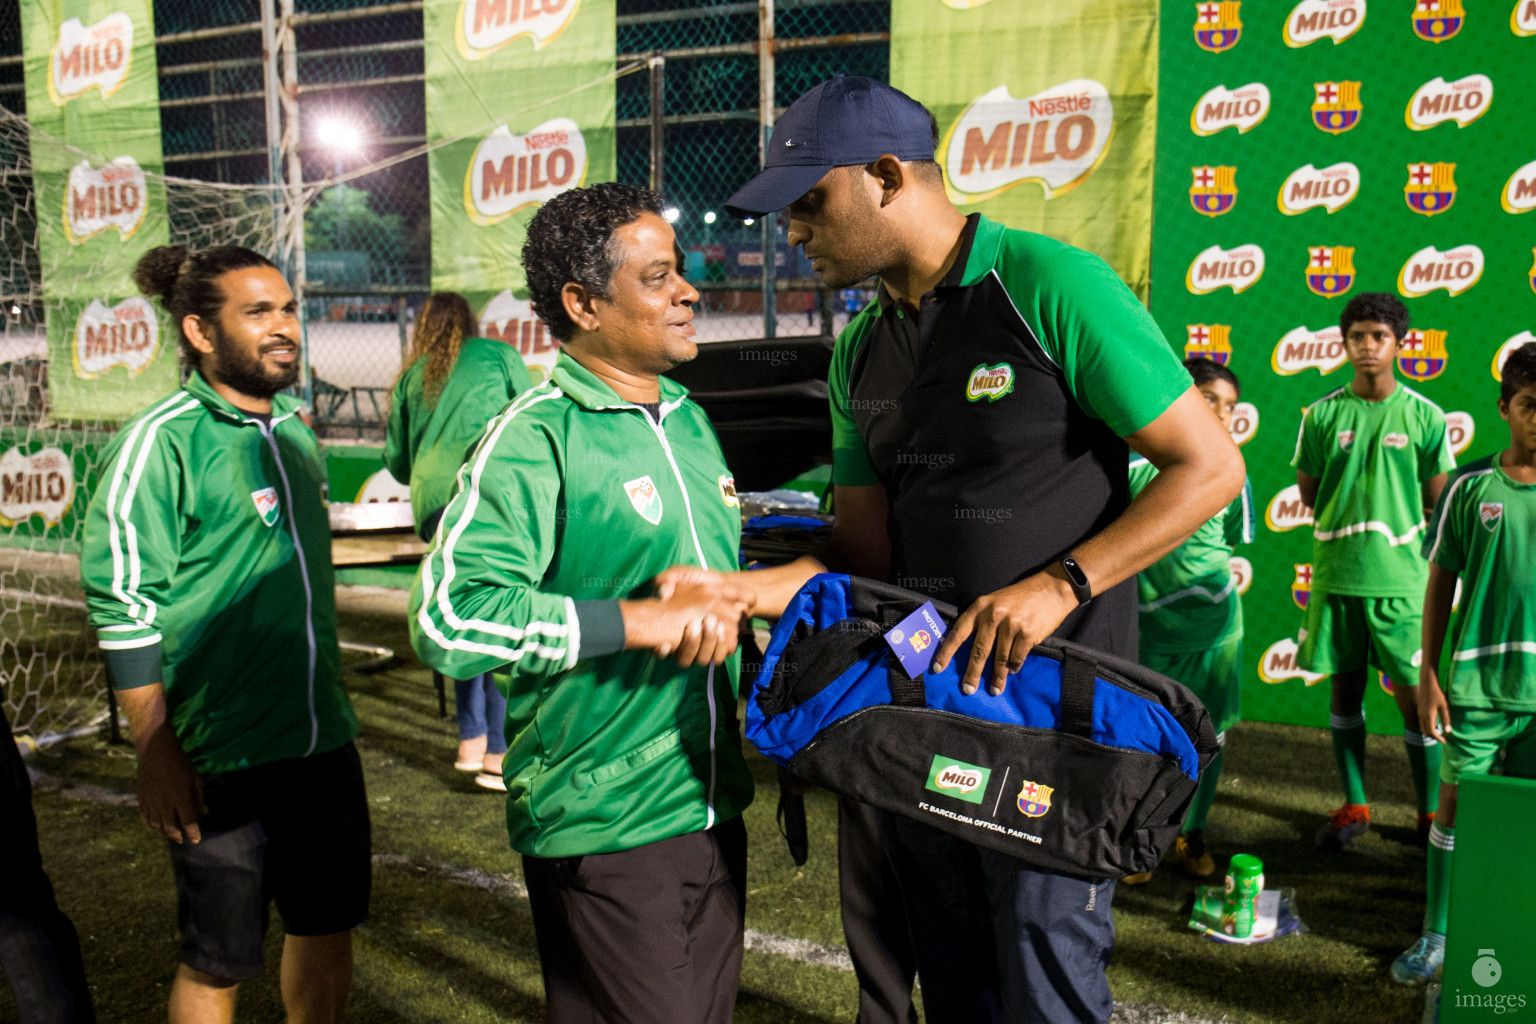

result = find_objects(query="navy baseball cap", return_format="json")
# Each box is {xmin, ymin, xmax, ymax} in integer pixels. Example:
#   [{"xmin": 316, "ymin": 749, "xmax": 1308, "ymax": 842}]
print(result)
[{"xmin": 724, "ymin": 75, "xmax": 935, "ymax": 217}]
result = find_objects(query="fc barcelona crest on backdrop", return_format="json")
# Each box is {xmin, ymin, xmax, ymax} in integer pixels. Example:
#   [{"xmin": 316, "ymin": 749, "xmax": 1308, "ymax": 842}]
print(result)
[
  {"xmin": 1399, "ymin": 329, "xmax": 1449, "ymax": 381},
  {"xmin": 1405, "ymin": 162, "xmax": 1457, "ymax": 216},
  {"xmin": 1195, "ymin": 1, "xmax": 1243, "ymax": 51},
  {"xmin": 1412, "ymin": 0, "xmax": 1465, "ymax": 41},
  {"xmin": 1292, "ymin": 563, "xmax": 1313, "ymax": 610},
  {"xmin": 1190, "ymin": 166, "xmax": 1238, "ymax": 217},
  {"xmin": 1017, "ymin": 780, "xmax": 1054, "ymax": 818},
  {"xmin": 1185, "ymin": 324, "xmax": 1234, "ymax": 365},
  {"xmin": 1312, "ymin": 81, "xmax": 1362, "ymax": 134},
  {"xmin": 1529, "ymin": 249, "xmax": 1536, "ymax": 296},
  {"xmin": 1305, "ymin": 246, "xmax": 1355, "ymax": 297}
]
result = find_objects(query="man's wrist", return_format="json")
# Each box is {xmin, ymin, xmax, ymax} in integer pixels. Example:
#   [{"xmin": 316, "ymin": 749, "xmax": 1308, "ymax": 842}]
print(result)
[{"xmin": 1040, "ymin": 562, "xmax": 1082, "ymax": 606}]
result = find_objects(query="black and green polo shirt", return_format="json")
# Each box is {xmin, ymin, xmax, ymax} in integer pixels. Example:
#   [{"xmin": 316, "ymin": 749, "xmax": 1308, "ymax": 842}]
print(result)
[{"xmin": 828, "ymin": 213, "xmax": 1190, "ymax": 656}]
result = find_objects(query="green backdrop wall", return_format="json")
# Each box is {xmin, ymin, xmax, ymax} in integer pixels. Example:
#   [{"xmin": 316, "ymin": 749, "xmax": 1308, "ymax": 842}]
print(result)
[{"xmin": 1148, "ymin": 0, "xmax": 1536, "ymax": 733}]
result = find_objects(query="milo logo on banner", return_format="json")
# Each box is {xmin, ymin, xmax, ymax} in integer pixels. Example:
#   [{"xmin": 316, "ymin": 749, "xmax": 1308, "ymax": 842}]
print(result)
[
  {"xmin": 480, "ymin": 291, "xmax": 559, "ymax": 379},
  {"xmin": 456, "ymin": 0, "xmax": 580, "ymax": 59},
  {"xmin": 1185, "ymin": 244, "xmax": 1264, "ymax": 294},
  {"xmin": 1190, "ymin": 83, "xmax": 1270, "ymax": 136},
  {"xmin": 65, "ymin": 157, "xmax": 148, "ymax": 243},
  {"xmin": 1258, "ymin": 637, "xmax": 1327, "ymax": 685},
  {"xmin": 1398, "ymin": 245, "xmax": 1483, "ymax": 298},
  {"xmin": 73, "ymin": 297, "xmax": 161, "ymax": 379},
  {"xmin": 49, "ymin": 14, "xmax": 134, "ymax": 105},
  {"xmin": 1265, "ymin": 484, "xmax": 1314, "ymax": 531},
  {"xmin": 1283, "ymin": 0, "xmax": 1366, "ymax": 47},
  {"xmin": 941, "ymin": 79, "xmax": 1114, "ymax": 202},
  {"xmin": 0, "ymin": 447, "xmax": 75, "ymax": 529},
  {"xmin": 1502, "ymin": 158, "xmax": 1536, "ymax": 214},
  {"xmin": 1406, "ymin": 75, "xmax": 1492, "ymax": 131},
  {"xmin": 1272, "ymin": 325, "xmax": 1346, "ymax": 375},
  {"xmin": 1278, "ymin": 163, "xmax": 1359, "ymax": 215},
  {"xmin": 1445, "ymin": 410, "xmax": 1475, "ymax": 456},
  {"xmin": 464, "ymin": 118, "xmax": 587, "ymax": 225}
]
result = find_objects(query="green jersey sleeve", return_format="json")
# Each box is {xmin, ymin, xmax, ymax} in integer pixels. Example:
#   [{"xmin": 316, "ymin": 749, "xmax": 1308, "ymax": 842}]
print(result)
[
  {"xmin": 1424, "ymin": 464, "xmax": 1470, "ymax": 575},
  {"xmin": 1292, "ymin": 405, "xmax": 1326, "ymax": 477},
  {"xmin": 383, "ymin": 370, "xmax": 412, "ymax": 485},
  {"xmin": 1011, "ymin": 241, "xmax": 1189, "ymax": 437},
  {"xmin": 81, "ymin": 417, "xmax": 186, "ymax": 688},
  {"xmin": 1223, "ymin": 477, "xmax": 1256, "ymax": 548},
  {"xmin": 828, "ymin": 313, "xmax": 880, "ymax": 487},
  {"xmin": 1419, "ymin": 407, "xmax": 1455, "ymax": 480},
  {"xmin": 409, "ymin": 396, "xmax": 580, "ymax": 682}
]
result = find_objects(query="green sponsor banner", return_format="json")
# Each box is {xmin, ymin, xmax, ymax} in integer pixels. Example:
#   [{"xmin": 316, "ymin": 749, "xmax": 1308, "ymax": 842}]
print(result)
[
  {"xmin": 21, "ymin": 0, "xmax": 175, "ymax": 421},
  {"xmin": 891, "ymin": 0, "xmax": 1159, "ymax": 297},
  {"xmin": 0, "ymin": 428, "xmax": 110, "ymax": 551},
  {"xmin": 425, "ymin": 0, "xmax": 616, "ymax": 383},
  {"xmin": 924, "ymin": 754, "xmax": 991, "ymax": 805},
  {"xmin": 1149, "ymin": 0, "xmax": 1536, "ymax": 733}
]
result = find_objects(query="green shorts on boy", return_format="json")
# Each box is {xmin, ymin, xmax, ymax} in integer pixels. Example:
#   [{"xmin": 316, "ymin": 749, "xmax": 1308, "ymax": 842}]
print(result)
[
  {"xmin": 1291, "ymin": 294, "xmax": 1454, "ymax": 848},
  {"xmin": 1391, "ymin": 340, "xmax": 1536, "ymax": 986}
]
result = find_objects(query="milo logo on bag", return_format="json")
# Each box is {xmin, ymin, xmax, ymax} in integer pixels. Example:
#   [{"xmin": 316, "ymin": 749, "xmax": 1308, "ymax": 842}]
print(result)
[{"xmin": 924, "ymin": 755, "xmax": 991, "ymax": 805}]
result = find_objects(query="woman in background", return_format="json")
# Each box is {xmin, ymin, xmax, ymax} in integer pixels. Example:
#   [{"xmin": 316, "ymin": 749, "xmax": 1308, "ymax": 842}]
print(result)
[{"xmin": 386, "ymin": 291, "xmax": 532, "ymax": 791}]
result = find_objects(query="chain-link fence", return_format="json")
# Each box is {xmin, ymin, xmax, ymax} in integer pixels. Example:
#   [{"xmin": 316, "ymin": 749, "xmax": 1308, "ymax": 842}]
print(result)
[
  {"xmin": 2, "ymin": 0, "xmax": 888, "ymax": 439},
  {"xmin": 0, "ymin": 0, "xmax": 888, "ymax": 735}
]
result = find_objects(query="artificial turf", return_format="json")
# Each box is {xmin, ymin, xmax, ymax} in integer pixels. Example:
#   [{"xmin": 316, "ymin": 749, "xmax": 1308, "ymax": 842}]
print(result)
[{"xmin": 7, "ymin": 587, "xmax": 1431, "ymax": 1023}]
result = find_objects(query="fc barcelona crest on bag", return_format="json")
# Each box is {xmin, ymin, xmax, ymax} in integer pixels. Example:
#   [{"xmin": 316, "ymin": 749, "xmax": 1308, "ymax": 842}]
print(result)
[
  {"xmin": 1194, "ymin": 1, "xmax": 1243, "ymax": 51},
  {"xmin": 1017, "ymin": 780, "xmax": 1054, "ymax": 818}
]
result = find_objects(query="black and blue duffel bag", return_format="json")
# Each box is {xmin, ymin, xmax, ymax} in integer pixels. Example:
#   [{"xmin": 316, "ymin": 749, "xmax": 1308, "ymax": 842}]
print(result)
[{"xmin": 745, "ymin": 574, "xmax": 1220, "ymax": 878}]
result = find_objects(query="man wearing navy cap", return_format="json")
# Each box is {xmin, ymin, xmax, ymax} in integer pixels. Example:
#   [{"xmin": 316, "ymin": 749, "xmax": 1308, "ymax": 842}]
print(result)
[{"xmin": 725, "ymin": 76, "xmax": 1245, "ymax": 1023}]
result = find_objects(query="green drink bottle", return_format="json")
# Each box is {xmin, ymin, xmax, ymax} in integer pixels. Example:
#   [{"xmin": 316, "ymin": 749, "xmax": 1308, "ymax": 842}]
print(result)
[{"xmin": 1221, "ymin": 854, "xmax": 1264, "ymax": 938}]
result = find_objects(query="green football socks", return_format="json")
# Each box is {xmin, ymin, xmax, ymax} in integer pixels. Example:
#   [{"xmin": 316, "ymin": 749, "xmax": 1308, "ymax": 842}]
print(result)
[
  {"xmin": 1425, "ymin": 824, "xmax": 1454, "ymax": 934},
  {"xmin": 1330, "ymin": 709, "xmax": 1369, "ymax": 805},
  {"xmin": 1404, "ymin": 729, "xmax": 1442, "ymax": 815}
]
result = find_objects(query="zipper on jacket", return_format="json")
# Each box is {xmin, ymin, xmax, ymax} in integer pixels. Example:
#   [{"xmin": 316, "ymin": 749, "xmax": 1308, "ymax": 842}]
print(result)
[
  {"xmin": 253, "ymin": 416, "xmax": 320, "ymax": 755},
  {"xmin": 641, "ymin": 410, "xmax": 718, "ymax": 829}
]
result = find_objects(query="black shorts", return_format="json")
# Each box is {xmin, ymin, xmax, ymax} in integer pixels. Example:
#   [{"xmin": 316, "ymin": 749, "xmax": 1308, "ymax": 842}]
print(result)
[{"xmin": 167, "ymin": 742, "xmax": 371, "ymax": 981}]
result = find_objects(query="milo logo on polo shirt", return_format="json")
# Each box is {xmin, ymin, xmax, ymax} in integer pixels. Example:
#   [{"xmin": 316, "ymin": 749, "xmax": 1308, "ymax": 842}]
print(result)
[
  {"xmin": 925, "ymin": 755, "xmax": 991, "ymax": 805},
  {"xmin": 251, "ymin": 487, "xmax": 280, "ymax": 527},
  {"xmin": 966, "ymin": 362, "xmax": 1015, "ymax": 402}
]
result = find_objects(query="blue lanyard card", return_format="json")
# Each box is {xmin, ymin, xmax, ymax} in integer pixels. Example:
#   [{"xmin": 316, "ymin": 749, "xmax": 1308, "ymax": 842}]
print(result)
[{"xmin": 883, "ymin": 601, "xmax": 946, "ymax": 678}]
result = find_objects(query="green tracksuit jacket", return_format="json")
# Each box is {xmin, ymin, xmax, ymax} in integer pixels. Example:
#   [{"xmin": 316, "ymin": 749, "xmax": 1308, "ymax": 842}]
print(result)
[
  {"xmin": 409, "ymin": 353, "xmax": 754, "ymax": 858},
  {"xmin": 384, "ymin": 336, "xmax": 533, "ymax": 539},
  {"xmin": 80, "ymin": 372, "xmax": 358, "ymax": 775}
]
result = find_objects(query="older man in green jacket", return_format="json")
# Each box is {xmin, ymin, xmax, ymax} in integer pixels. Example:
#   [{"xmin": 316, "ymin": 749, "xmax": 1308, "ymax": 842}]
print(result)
[{"xmin": 409, "ymin": 182, "xmax": 756, "ymax": 1024}]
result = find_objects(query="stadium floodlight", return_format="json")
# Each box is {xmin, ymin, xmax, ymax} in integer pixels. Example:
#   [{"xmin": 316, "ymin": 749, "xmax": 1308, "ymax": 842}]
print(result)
[
  {"xmin": 663, "ymin": 207, "xmax": 680, "ymax": 223},
  {"xmin": 316, "ymin": 116, "xmax": 364, "ymax": 157},
  {"xmin": 703, "ymin": 211, "xmax": 717, "ymax": 224},
  {"xmin": 743, "ymin": 217, "xmax": 755, "ymax": 226}
]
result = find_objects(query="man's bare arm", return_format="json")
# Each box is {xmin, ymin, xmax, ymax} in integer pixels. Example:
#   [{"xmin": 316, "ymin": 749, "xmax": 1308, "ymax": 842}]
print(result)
[
  {"xmin": 1417, "ymin": 561, "xmax": 1457, "ymax": 741},
  {"xmin": 933, "ymin": 386, "xmax": 1246, "ymax": 695},
  {"xmin": 117, "ymin": 684, "xmax": 205, "ymax": 844},
  {"xmin": 1423, "ymin": 471, "xmax": 1448, "ymax": 518}
]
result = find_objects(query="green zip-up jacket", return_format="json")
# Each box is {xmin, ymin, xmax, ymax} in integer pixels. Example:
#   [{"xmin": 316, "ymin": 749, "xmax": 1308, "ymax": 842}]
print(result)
[
  {"xmin": 80, "ymin": 372, "xmax": 358, "ymax": 776},
  {"xmin": 385, "ymin": 336, "xmax": 533, "ymax": 539},
  {"xmin": 409, "ymin": 353, "xmax": 753, "ymax": 858}
]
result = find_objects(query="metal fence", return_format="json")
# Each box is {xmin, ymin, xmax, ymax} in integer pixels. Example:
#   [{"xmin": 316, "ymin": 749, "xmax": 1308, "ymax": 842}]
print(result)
[{"xmin": 0, "ymin": 0, "xmax": 888, "ymax": 438}]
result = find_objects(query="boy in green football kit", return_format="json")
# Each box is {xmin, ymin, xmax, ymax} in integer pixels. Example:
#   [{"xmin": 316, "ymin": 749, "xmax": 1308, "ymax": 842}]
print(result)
[
  {"xmin": 1390, "ymin": 341, "xmax": 1536, "ymax": 984},
  {"xmin": 1123, "ymin": 358, "xmax": 1254, "ymax": 884},
  {"xmin": 1293, "ymin": 293, "xmax": 1454, "ymax": 849}
]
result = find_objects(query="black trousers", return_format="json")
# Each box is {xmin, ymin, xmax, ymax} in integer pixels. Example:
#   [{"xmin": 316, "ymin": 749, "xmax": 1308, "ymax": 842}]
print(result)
[
  {"xmin": 837, "ymin": 795, "xmax": 918, "ymax": 1024},
  {"xmin": 522, "ymin": 816, "xmax": 747, "ymax": 1024},
  {"xmin": 0, "ymin": 705, "xmax": 95, "ymax": 1024}
]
